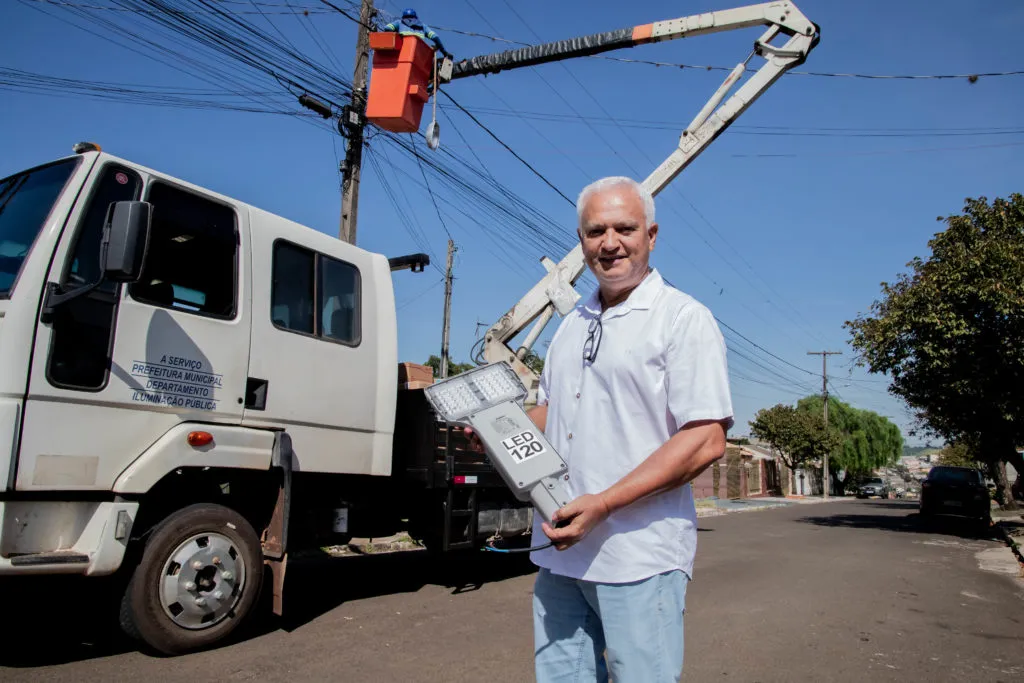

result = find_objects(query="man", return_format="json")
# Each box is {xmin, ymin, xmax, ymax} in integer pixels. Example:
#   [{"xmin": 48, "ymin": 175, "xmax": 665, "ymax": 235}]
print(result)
[
  {"xmin": 382, "ymin": 8, "xmax": 451, "ymax": 58},
  {"xmin": 524, "ymin": 176, "xmax": 732, "ymax": 682}
]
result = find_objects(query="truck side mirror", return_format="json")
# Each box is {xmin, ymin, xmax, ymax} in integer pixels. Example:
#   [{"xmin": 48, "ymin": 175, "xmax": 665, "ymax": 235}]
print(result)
[
  {"xmin": 41, "ymin": 201, "xmax": 153, "ymax": 324},
  {"xmin": 103, "ymin": 201, "xmax": 152, "ymax": 283}
]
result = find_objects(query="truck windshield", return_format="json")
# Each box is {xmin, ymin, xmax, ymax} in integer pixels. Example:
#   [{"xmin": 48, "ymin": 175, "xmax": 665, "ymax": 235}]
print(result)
[{"xmin": 0, "ymin": 158, "xmax": 79, "ymax": 297}]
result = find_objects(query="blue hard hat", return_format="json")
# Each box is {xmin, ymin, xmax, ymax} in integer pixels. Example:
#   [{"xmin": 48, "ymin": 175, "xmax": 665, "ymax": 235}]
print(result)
[{"xmin": 402, "ymin": 8, "xmax": 417, "ymax": 19}]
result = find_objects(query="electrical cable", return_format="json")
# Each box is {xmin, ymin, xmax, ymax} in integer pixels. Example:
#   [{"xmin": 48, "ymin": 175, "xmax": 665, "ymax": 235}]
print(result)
[
  {"xmin": 486, "ymin": 0, "xmax": 832, "ymax": 348},
  {"xmin": 483, "ymin": 538, "xmax": 553, "ymax": 553},
  {"xmin": 439, "ymin": 90, "xmax": 576, "ymax": 206},
  {"xmin": 29, "ymin": 0, "xmax": 884, "ymax": 399},
  {"xmin": 415, "ymin": 151, "xmax": 453, "ymax": 240},
  {"xmin": 715, "ymin": 318, "xmax": 816, "ymax": 376},
  {"xmin": 34, "ymin": 2, "xmax": 1024, "ymax": 82},
  {"xmin": 437, "ymin": 104, "xmax": 1024, "ymax": 138}
]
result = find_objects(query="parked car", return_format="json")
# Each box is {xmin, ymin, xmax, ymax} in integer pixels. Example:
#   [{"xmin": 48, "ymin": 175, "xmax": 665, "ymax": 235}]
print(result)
[
  {"xmin": 919, "ymin": 466, "xmax": 991, "ymax": 522},
  {"xmin": 857, "ymin": 477, "xmax": 889, "ymax": 499}
]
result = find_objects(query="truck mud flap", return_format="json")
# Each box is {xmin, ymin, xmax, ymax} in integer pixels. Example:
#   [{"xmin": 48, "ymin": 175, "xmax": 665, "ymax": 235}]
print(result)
[{"xmin": 262, "ymin": 431, "xmax": 293, "ymax": 616}]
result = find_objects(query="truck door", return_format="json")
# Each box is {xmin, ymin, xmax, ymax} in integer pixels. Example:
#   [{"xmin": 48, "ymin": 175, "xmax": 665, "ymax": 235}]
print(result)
[
  {"xmin": 17, "ymin": 165, "xmax": 252, "ymax": 491},
  {"xmin": 242, "ymin": 224, "xmax": 398, "ymax": 476}
]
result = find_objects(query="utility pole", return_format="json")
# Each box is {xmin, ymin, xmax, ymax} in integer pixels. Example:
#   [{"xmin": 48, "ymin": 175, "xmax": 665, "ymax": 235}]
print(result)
[
  {"xmin": 339, "ymin": 0, "xmax": 375, "ymax": 244},
  {"xmin": 807, "ymin": 351, "xmax": 842, "ymax": 498},
  {"xmin": 440, "ymin": 239, "xmax": 457, "ymax": 378}
]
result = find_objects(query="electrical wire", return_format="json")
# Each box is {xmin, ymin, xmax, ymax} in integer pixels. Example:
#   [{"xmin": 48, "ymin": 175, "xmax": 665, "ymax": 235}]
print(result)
[
  {"xmin": 440, "ymin": 90, "xmax": 576, "ymax": 206},
  {"xmin": 396, "ymin": 277, "xmax": 444, "ymax": 310},
  {"xmin": 486, "ymin": 0, "xmax": 832, "ymax": 349},
  {"xmin": 425, "ymin": 16, "xmax": 1024, "ymax": 83},
  {"xmin": 24, "ymin": 0, "xmax": 920, "ymax": 406},
  {"xmin": 436, "ymin": 104, "xmax": 1024, "ymax": 138},
  {"xmin": 715, "ymin": 318, "xmax": 816, "ymax": 376},
  {"xmin": 33, "ymin": 1, "xmax": 1024, "ymax": 82},
  {"xmin": 483, "ymin": 538, "xmax": 553, "ymax": 553},
  {"xmin": 414, "ymin": 150, "xmax": 454, "ymax": 240}
]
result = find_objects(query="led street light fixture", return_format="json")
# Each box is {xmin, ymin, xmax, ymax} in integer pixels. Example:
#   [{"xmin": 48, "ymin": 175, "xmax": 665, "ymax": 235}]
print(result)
[{"xmin": 423, "ymin": 362, "xmax": 572, "ymax": 524}]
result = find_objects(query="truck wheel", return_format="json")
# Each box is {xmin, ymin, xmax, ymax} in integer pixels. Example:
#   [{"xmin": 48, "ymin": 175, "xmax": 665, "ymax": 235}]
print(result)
[{"xmin": 120, "ymin": 503, "xmax": 264, "ymax": 655}]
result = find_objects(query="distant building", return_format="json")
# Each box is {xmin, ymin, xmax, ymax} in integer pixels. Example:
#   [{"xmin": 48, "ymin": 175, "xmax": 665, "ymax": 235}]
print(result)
[{"xmin": 692, "ymin": 442, "xmax": 784, "ymax": 499}]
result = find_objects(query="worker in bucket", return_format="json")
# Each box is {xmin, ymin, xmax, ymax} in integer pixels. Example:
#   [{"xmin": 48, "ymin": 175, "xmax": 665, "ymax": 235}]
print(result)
[{"xmin": 382, "ymin": 8, "xmax": 452, "ymax": 58}]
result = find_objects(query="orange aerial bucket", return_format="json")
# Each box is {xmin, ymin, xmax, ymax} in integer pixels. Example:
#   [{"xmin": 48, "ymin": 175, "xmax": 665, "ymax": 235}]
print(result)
[{"xmin": 366, "ymin": 32, "xmax": 436, "ymax": 133}]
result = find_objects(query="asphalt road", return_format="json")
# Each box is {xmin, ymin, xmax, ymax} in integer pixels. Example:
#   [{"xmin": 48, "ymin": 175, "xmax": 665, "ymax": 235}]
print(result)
[{"xmin": 2, "ymin": 499, "xmax": 1022, "ymax": 682}]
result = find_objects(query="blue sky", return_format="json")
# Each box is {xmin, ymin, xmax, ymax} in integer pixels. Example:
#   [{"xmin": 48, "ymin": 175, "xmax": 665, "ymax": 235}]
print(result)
[{"xmin": 3, "ymin": 0, "xmax": 1023, "ymax": 447}]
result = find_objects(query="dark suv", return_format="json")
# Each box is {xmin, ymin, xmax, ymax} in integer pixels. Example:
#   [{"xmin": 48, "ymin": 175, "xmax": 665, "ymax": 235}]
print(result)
[{"xmin": 920, "ymin": 466, "xmax": 990, "ymax": 522}]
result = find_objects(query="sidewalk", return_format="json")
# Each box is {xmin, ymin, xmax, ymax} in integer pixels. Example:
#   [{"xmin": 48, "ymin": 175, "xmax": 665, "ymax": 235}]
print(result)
[
  {"xmin": 333, "ymin": 496, "xmax": 857, "ymax": 554},
  {"xmin": 991, "ymin": 508, "xmax": 1024, "ymax": 570},
  {"xmin": 695, "ymin": 494, "xmax": 855, "ymax": 518}
]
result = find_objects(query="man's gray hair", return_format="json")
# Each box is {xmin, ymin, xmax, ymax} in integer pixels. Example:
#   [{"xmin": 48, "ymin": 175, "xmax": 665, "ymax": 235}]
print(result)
[{"xmin": 576, "ymin": 176, "xmax": 656, "ymax": 228}]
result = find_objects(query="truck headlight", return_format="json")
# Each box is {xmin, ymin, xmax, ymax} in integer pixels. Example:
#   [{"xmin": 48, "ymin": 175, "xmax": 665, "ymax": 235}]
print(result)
[{"xmin": 424, "ymin": 362, "xmax": 571, "ymax": 524}]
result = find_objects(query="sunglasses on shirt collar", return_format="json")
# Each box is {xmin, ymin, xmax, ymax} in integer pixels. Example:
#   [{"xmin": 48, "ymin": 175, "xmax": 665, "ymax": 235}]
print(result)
[{"xmin": 583, "ymin": 316, "xmax": 602, "ymax": 363}]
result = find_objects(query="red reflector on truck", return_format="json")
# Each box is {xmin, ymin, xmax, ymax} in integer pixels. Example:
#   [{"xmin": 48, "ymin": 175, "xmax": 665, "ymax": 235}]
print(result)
[{"xmin": 187, "ymin": 431, "xmax": 214, "ymax": 447}]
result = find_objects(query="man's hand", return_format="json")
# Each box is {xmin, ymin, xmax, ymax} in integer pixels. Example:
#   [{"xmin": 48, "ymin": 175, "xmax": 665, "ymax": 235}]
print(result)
[
  {"xmin": 541, "ymin": 494, "xmax": 610, "ymax": 551},
  {"xmin": 461, "ymin": 426, "xmax": 485, "ymax": 455}
]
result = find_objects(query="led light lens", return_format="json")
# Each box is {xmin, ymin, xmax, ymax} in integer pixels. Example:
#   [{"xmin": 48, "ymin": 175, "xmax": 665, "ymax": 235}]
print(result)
[
  {"xmin": 424, "ymin": 361, "xmax": 528, "ymax": 421},
  {"xmin": 430, "ymin": 377, "xmax": 481, "ymax": 419}
]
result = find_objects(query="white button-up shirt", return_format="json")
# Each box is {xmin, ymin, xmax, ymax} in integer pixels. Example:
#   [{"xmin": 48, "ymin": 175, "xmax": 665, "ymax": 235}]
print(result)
[{"xmin": 531, "ymin": 269, "xmax": 733, "ymax": 583}]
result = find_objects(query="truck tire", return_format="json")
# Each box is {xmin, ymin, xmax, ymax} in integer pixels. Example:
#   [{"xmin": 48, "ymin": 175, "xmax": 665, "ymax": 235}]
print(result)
[{"xmin": 120, "ymin": 503, "xmax": 264, "ymax": 655}]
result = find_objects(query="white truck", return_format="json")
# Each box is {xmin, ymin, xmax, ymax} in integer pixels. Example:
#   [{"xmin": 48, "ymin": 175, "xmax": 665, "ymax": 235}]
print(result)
[
  {"xmin": 0, "ymin": 1, "xmax": 818, "ymax": 655},
  {"xmin": 0, "ymin": 144, "xmax": 530, "ymax": 653}
]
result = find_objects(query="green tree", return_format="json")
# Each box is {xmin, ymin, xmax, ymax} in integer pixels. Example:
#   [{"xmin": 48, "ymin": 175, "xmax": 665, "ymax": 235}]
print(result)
[
  {"xmin": 522, "ymin": 349, "xmax": 545, "ymax": 375},
  {"xmin": 844, "ymin": 193, "xmax": 1024, "ymax": 508},
  {"xmin": 424, "ymin": 355, "xmax": 475, "ymax": 378},
  {"xmin": 750, "ymin": 404, "xmax": 843, "ymax": 479},
  {"xmin": 795, "ymin": 396, "xmax": 903, "ymax": 495},
  {"xmin": 937, "ymin": 441, "xmax": 981, "ymax": 469}
]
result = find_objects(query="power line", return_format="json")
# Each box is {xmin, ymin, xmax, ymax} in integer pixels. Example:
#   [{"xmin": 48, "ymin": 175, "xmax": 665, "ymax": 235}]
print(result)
[
  {"xmin": 434, "ymin": 104, "xmax": 1024, "ymax": 138},
  {"xmin": 733, "ymin": 140, "xmax": 1024, "ymax": 158},
  {"xmin": 440, "ymin": 89, "xmax": 575, "ymax": 206},
  {"xmin": 34, "ymin": 1, "xmax": 1024, "ymax": 83},
  {"xmin": 455, "ymin": 0, "xmax": 840, "ymax": 384},
  {"xmin": 486, "ymin": 0, "xmax": 832, "ymax": 349},
  {"xmin": 396, "ymin": 277, "xmax": 444, "ymax": 310},
  {"xmin": 25, "ymin": 0, "xmax": 335, "ymax": 13},
  {"xmin": 26, "ymin": 0, "xmax": 910, "ymax": 390},
  {"xmin": 715, "ymin": 318, "xmax": 816, "ymax": 376},
  {"xmin": 428, "ymin": 19, "xmax": 1024, "ymax": 82},
  {"xmin": 414, "ymin": 152, "xmax": 453, "ymax": 240}
]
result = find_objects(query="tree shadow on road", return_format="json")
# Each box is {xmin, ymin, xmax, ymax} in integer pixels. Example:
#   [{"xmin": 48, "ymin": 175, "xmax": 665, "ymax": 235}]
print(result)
[
  {"xmin": 796, "ymin": 501, "xmax": 1002, "ymax": 542},
  {"xmin": 0, "ymin": 549, "xmax": 537, "ymax": 668}
]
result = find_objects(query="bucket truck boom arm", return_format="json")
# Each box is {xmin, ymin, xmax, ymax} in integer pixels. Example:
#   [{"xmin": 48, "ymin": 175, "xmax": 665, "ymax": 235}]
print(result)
[{"xmin": 462, "ymin": 2, "xmax": 819, "ymax": 399}]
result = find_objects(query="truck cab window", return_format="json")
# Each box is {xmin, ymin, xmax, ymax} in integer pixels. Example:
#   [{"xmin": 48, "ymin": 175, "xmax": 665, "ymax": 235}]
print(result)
[
  {"xmin": 272, "ymin": 241, "xmax": 360, "ymax": 345},
  {"xmin": 0, "ymin": 157, "xmax": 78, "ymax": 297},
  {"xmin": 271, "ymin": 242, "xmax": 314, "ymax": 334},
  {"xmin": 130, "ymin": 182, "xmax": 237, "ymax": 318},
  {"xmin": 321, "ymin": 256, "xmax": 360, "ymax": 344},
  {"xmin": 48, "ymin": 164, "xmax": 142, "ymax": 390}
]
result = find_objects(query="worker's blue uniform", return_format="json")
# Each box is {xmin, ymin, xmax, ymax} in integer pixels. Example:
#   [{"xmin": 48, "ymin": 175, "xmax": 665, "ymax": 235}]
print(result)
[{"xmin": 382, "ymin": 16, "xmax": 449, "ymax": 56}]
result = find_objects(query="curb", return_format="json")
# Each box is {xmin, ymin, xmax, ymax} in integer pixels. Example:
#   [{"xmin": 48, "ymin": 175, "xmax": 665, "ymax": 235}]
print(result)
[
  {"xmin": 993, "ymin": 519, "xmax": 1024, "ymax": 570},
  {"xmin": 695, "ymin": 502, "xmax": 791, "ymax": 518}
]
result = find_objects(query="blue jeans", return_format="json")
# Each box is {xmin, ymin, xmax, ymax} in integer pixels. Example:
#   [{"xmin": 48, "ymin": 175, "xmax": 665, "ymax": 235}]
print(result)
[{"xmin": 533, "ymin": 567, "xmax": 688, "ymax": 683}]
